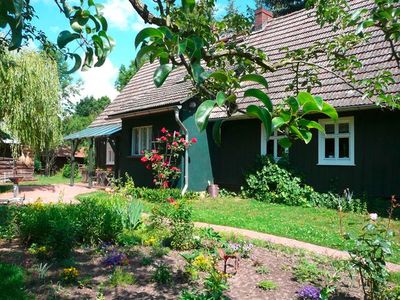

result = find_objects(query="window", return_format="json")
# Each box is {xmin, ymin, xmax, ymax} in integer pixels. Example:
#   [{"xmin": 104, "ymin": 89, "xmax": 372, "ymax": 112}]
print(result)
[
  {"xmin": 106, "ymin": 141, "xmax": 115, "ymax": 165},
  {"xmin": 131, "ymin": 126, "xmax": 152, "ymax": 156},
  {"xmin": 318, "ymin": 116, "xmax": 354, "ymax": 166},
  {"xmin": 260, "ymin": 124, "xmax": 288, "ymax": 160}
]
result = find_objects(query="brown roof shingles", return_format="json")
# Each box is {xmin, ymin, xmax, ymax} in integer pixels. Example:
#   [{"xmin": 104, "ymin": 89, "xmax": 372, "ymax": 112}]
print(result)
[{"xmin": 93, "ymin": 0, "xmax": 399, "ymax": 124}]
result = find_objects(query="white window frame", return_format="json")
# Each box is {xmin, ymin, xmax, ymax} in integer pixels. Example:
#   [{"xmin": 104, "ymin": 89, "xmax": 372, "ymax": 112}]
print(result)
[
  {"xmin": 318, "ymin": 116, "xmax": 355, "ymax": 166},
  {"xmin": 260, "ymin": 124, "xmax": 288, "ymax": 160},
  {"xmin": 106, "ymin": 141, "xmax": 115, "ymax": 165},
  {"xmin": 131, "ymin": 125, "xmax": 152, "ymax": 156}
]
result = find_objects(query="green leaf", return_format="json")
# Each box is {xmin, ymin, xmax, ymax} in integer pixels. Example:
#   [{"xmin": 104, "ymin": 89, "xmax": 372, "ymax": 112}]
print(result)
[
  {"xmin": 212, "ymin": 120, "xmax": 224, "ymax": 146},
  {"xmin": 57, "ymin": 31, "xmax": 80, "ymax": 49},
  {"xmin": 195, "ymin": 100, "xmax": 215, "ymax": 131},
  {"xmin": 272, "ymin": 117, "xmax": 286, "ymax": 131},
  {"xmin": 299, "ymin": 119, "xmax": 324, "ymax": 132},
  {"xmin": 298, "ymin": 91, "xmax": 314, "ymax": 105},
  {"xmin": 240, "ymin": 74, "xmax": 268, "ymax": 88},
  {"xmin": 135, "ymin": 45, "xmax": 155, "ymax": 66},
  {"xmin": 67, "ymin": 53, "xmax": 82, "ymax": 73},
  {"xmin": 153, "ymin": 64, "xmax": 173, "ymax": 87},
  {"xmin": 287, "ymin": 96, "xmax": 299, "ymax": 113},
  {"xmin": 243, "ymin": 89, "xmax": 273, "ymax": 112},
  {"xmin": 97, "ymin": 15, "xmax": 108, "ymax": 31},
  {"xmin": 216, "ymin": 92, "xmax": 225, "ymax": 107},
  {"xmin": 321, "ymin": 102, "xmax": 338, "ymax": 121},
  {"xmin": 8, "ymin": 18, "xmax": 23, "ymax": 50},
  {"xmin": 209, "ymin": 71, "xmax": 228, "ymax": 82},
  {"xmin": 82, "ymin": 48, "xmax": 94, "ymax": 71},
  {"xmin": 182, "ymin": 0, "xmax": 195, "ymax": 12},
  {"xmin": 278, "ymin": 137, "xmax": 292, "ymax": 148},
  {"xmin": 191, "ymin": 62, "xmax": 204, "ymax": 83},
  {"xmin": 135, "ymin": 27, "xmax": 164, "ymax": 48},
  {"xmin": 246, "ymin": 105, "xmax": 272, "ymax": 139}
]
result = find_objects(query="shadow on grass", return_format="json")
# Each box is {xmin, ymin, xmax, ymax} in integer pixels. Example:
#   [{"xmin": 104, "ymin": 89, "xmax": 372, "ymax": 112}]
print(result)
[{"xmin": 0, "ymin": 262, "xmax": 30, "ymax": 300}]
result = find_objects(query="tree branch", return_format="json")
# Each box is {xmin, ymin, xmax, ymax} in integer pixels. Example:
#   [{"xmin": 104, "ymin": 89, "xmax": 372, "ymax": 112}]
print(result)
[{"xmin": 128, "ymin": 0, "xmax": 174, "ymax": 29}]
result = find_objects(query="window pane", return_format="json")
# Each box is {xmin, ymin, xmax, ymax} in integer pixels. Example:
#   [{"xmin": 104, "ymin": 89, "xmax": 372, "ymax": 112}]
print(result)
[
  {"xmin": 277, "ymin": 143, "xmax": 285, "ymax": 158},
  {"xmin": 325, "ymin": 124, "xmax": 334, "ymax": 134},
  {"xmin": 339, "ymin": 123, "xmax": 349, "ymax": 133},
  {"xmin": 140, "ymin": 128, "xmax": 147, "ymax": 152},
  {"xmin": 133, "ymin": 129, "xmax": 139, "ymax": 154},
  {"xmin": 339, "ymin": 138, "xmax": 349, "ymax": 158},
  {"xmin": 325, "ymin": 138, "xmax": 335, "ymax": 158},
  {"xmin": 266, "ymin": 140, "xmax": 274, "ymax": 156},
  {"xmin": 147, "ymin": 127, "xmax": 152, "ymax": 149}
]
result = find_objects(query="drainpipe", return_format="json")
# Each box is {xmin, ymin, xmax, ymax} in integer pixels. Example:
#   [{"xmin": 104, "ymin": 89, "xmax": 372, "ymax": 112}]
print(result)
[{"xmin": 174, "ymin": 106, "xmax": 189, "ymax": 195}]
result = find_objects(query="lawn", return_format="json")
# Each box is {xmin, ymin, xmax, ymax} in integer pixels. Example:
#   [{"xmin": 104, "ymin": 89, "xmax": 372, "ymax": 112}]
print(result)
[{"xmin": 78, "ymin": 192, "xmax": 400, "ymax": 264}]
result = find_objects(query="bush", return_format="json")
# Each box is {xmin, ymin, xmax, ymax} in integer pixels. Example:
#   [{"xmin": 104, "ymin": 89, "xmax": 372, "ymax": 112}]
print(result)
[
  {"xmin": 242, "ymin": 156, "xmax": 365, "ymax": 212},
  {"xmin": 13, "ymin": 195, "xmax": 143, "ymax": 259},
  {"xmin": 61, "ymin": 163, "xmax": 79, "ymax": 178},
  {"xmin": 151, "ymin": 199, "xmax": 194, "ymax": 250},
  {"xmin": 0, "ymin": 263, "xmax": 29, "ymax": 300},
  {"xmin": 15, "ymin": 203, "xmax": 77, "ymax": 259}
]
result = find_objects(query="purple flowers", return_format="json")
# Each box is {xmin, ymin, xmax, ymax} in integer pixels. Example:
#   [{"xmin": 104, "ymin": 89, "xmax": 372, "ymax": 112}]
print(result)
[
  {"xmin": 298, "ymin": 285, "xmax": 321, "ymax": 300},
  {"xmin": 103, "ymin": 250, "xmax": 129, "ymax": 267}
]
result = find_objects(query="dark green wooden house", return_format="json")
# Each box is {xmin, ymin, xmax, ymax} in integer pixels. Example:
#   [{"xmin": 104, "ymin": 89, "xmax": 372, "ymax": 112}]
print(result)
[{"xmin": 76, "ymin": 2, "xmax": 400, "ymax": 197}]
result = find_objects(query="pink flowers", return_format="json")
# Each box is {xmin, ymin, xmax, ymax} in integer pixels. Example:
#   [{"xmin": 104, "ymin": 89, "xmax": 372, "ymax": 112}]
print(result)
[
  {"xmin": 191, "ymin": 137, "xmax": 198, "ymax": 143},
  {"xmin": 161, "ymin": 127, "xmax": 167, "ymax": 133},
  {"xmin": 140, "ymin": 156, "xmax": 148, "ymax": 163}
]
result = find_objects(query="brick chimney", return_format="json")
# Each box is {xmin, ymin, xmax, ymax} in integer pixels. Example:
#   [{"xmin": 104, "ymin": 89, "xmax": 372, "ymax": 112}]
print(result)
[{"xmin": 254, "ymin": 8, "xmax": 273, "ymax": 31}]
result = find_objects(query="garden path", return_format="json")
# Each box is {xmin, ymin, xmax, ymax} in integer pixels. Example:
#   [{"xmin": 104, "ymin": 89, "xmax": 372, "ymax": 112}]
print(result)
[
  {"xmin": 195, "ymin": 222, "xmax": 400, "ymax": 273},
  {"xmin": 0, "ymin": 184, "xmax": 100, "ymax": 204}
]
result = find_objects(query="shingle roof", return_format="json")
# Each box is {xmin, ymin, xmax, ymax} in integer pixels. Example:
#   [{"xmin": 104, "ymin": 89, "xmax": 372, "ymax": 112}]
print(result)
[{"xmin": 95, "ymin": 0, "xmax": 399, "ymax": 124}]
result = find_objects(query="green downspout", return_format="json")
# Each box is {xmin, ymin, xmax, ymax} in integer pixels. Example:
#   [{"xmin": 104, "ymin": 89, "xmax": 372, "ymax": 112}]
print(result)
[{"xmin": 174, "ymin": 106, "xmax": 188, "ymax": 195}]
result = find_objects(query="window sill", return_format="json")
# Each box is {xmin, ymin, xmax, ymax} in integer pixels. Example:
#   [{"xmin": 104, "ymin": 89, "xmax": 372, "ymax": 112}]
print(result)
[{"xmin": 317, "ymin": 162, "xmax": 355, "ymax": 166}]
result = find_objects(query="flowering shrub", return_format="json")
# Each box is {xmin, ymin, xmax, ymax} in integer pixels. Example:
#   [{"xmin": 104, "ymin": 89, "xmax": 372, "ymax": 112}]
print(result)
[
  {"xmin": 61, "ymin": 267, "xmax": 79, "ymax": 284},
  {"xmin": 140, "ymin": 127, "xmax": 197, "ymax": 188},
  {"xmin": 298, "ymin": 285, "xmax": 321, "ymax": 300}
]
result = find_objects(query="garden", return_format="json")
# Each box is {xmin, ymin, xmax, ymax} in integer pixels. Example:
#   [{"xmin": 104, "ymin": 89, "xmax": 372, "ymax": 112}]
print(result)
[{"xmin": 1, "ymin": 170, "xmax": 400, "ymax": 299}]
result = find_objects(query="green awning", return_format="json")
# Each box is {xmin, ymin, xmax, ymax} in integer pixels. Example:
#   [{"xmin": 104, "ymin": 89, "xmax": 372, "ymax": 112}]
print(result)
[{"xmin": 64, "ymin": 123, "xmax": 121, "ymax": 140}]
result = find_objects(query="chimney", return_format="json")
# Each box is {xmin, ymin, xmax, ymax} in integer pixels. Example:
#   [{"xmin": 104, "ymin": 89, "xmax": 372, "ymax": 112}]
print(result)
[{"xmin": 254, "ymin": 8, "xmax": 273, "ymax": 31}]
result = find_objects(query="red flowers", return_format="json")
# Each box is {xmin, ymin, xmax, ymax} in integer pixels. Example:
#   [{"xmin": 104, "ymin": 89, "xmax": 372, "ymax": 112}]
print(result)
[
  {"xmin": 140, "ymin": 127, "xmax": 196, "ymax": 189},
  {"xmin": 167, "ymin": 197, "xmax": 176, "ymax": 204}
]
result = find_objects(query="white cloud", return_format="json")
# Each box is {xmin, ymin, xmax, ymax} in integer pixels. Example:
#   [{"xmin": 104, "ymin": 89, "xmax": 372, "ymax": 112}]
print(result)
[
  {"xmin": 102, "ymin": 0, "xmax": 135, "ymax": 30},
  {"xmin": 76, "ymin": 59, "xmax": 119, "ymax": 101}
]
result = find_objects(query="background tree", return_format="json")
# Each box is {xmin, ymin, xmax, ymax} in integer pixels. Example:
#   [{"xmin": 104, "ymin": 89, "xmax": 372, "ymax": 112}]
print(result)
[
  {"xmin": 62, "ymin": 95, "xmax": 111, "ymax": 136},
  {"xmin": 115, "ymin": 61, "xmax": 138, "ymax": 92},
  {"xmin": 0, "ymin": 50, "xmax": 62, "ymax": 156}
]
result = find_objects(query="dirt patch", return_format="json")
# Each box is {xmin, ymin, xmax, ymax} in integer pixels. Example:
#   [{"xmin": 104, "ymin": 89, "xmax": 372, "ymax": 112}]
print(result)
[{"xmin": 0, "ymin": 239, "xmax": 363, "ymax": 300}]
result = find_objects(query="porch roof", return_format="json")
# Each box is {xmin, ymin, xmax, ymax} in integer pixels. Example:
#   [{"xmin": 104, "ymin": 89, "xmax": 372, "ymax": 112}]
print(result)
[{"xmin": 64, "ymin": 123, "xmax": 121, "ymax": 141}]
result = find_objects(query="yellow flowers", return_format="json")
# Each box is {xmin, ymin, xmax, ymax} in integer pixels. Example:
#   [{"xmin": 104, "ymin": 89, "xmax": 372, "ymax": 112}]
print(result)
[
  {"xmin": 61, "ymin": 267, "xmax": 79, "ymax": 283},
  {"xmin": 144, "ymin": 236, "xmax": 157, "ymax": 246},
  {"xmin": 192, "ymin": 254, "xmax": 213, "ymax": 271}
]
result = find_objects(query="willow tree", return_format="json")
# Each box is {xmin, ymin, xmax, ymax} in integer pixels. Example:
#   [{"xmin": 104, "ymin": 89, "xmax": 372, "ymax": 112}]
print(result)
[{"xmin": 0, "ymin": 50, "xmax": 62, "ymax": 165}]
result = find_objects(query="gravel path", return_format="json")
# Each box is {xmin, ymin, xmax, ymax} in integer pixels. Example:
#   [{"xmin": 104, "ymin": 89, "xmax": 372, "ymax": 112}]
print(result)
[
  {"xmin": 0, "ymin": 183, "xmax": 99, "ymax": 204},
  {"xmin": 195, "ymin": 222, "xmax": 400, "ymax": 273}
]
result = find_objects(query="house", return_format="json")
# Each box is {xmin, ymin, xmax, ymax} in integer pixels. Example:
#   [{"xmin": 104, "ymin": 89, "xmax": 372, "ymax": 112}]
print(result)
[{"xmin": 72, "ymin": 0, "xmax": 400, "ymax": 197}]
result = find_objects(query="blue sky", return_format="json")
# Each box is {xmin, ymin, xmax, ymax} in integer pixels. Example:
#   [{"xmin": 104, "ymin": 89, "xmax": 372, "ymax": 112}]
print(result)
[{"xmin": 30, "ymin": 0, "xmax": 253, "ymax": 102}]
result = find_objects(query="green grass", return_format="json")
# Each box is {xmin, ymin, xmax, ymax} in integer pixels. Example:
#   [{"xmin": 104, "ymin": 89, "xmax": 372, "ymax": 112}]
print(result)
[
  {"xmin": 189, "ymin": 197, "xmax": 400, "ymax": 264},
  {"xmin": 77, "ymin": 192, "xmax": 400, "ymax": 264}
]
